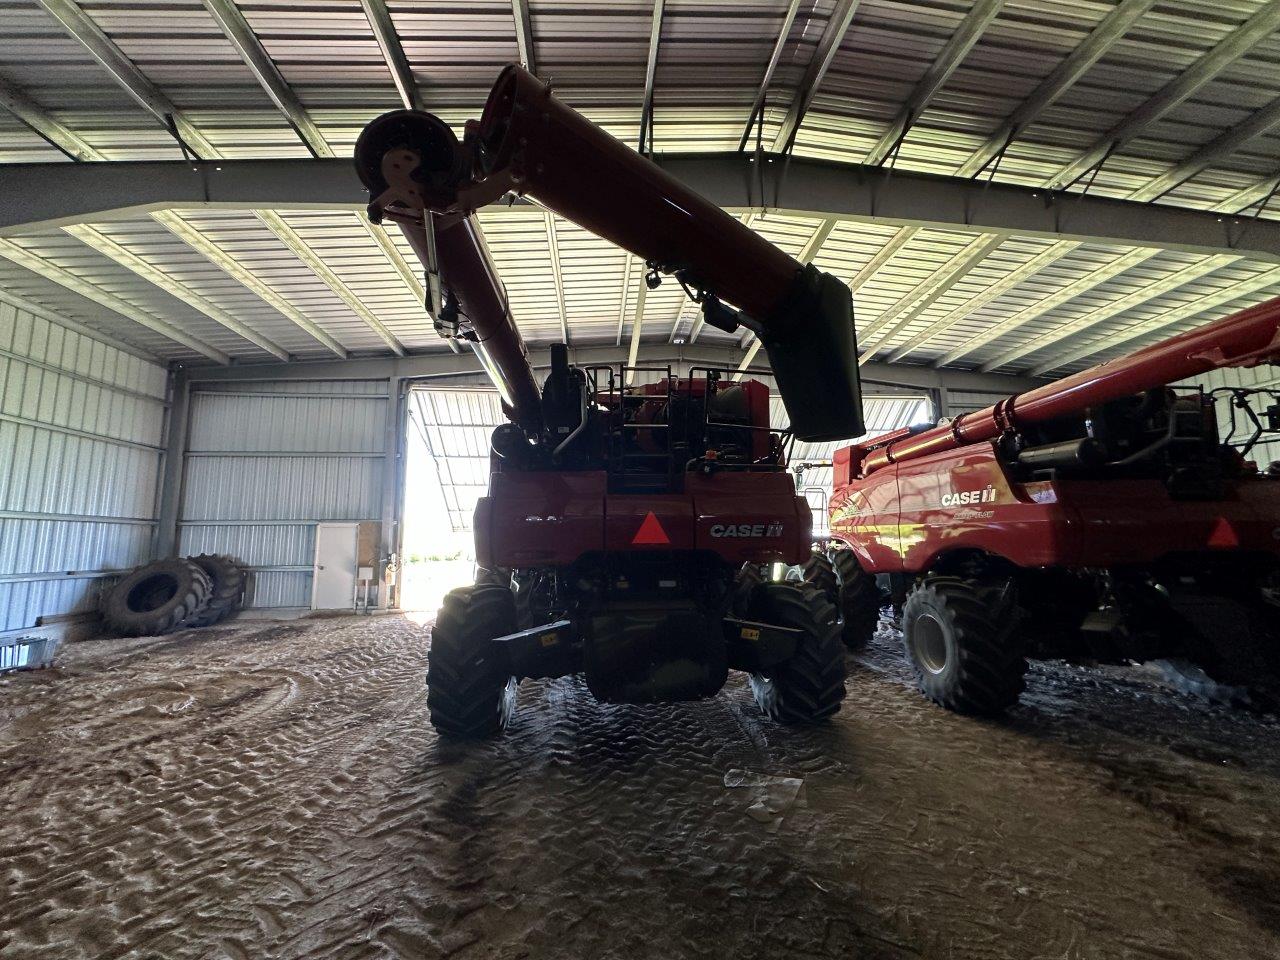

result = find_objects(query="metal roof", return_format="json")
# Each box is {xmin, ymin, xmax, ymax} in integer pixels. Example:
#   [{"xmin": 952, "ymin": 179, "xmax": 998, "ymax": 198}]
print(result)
[{"xmin": 2, "ymin": 0, "xmax": 1280, "ymax": 381}]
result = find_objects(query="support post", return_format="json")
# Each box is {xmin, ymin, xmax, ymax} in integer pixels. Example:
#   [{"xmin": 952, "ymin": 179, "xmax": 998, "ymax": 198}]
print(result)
[
  {"xmin": 154, "ymin": 368, "xmax": 191, "ymax": 559},
  {"xmin": 380, "ymin": 376, "xmax": 405, "ymax": 609}
]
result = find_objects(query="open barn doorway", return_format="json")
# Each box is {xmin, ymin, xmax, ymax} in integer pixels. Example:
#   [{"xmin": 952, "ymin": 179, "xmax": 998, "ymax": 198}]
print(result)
[{"xmin": 400, "ymin": 386, "xmax": 506, "ymax": 613}]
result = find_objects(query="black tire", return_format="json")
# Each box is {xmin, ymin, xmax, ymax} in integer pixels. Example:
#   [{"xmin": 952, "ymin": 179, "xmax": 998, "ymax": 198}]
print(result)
[
  {"xmin": 902, "ymin": 575, "xmax": 1026, "ymax": 716},
  {"xmin": 800, "ymin": 552, "xmax": 838, "ymax": 604},
  {"xmin": 513, "ymin": 571, "xmax": 554, "ymax": 630},
  {"xmin": 732, "ymin": 563, "xmax": 764, "ymax": 617},
  {"xmin": 831, "ymin": 550, "xmax": 879, "ymax": 651},
  {"xmin": 427, "ymin": 583, "xmax": 519, "ymax": 738},
  {"xmin": 475, "ymin": 566, "xmax": 511, "ymax": 587},
  {"xmin": 183, "ymin": 555, "xmax": 245, "ymax": 628},
  {"xmin": 748, "ymin": 582, "xmax": 847, "ymax": 724},
  {"xmin": 101, "ymin": 559, "xmax": 212, "ymax": 637}
]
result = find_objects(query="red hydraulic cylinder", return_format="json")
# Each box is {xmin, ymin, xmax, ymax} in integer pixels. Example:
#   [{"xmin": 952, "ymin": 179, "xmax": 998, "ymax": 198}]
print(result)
[
  {"xmin": 862, "ymin": 295, "xmax": 1280, "ymax": 476},
  {"xmin": 474, "ymin": 66, "xmax": 797, "ymax": 322},
  {"xmin": 397, "ymin": 215, "xmax": 543, "ymax": 429}
]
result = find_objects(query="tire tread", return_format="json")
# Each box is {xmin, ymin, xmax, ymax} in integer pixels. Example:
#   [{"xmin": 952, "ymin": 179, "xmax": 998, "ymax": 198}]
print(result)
[
  {"xmin": 904, "ymin": 575, "xmax": 1026, "ymax": 716},
  {"xmin": 831, "ymin": 549, "xmax": 879, "ymax": 650},
  {"xmin": 427, "ymin": 583, "xmax": 518, "ymax": 737},
  {"xmin": 748, "ymin": 581, "xmax": 847, "ymax": 724},
  {"xmin": 184, "ymin": 554, "xmax": 245, "ymax": 628}
]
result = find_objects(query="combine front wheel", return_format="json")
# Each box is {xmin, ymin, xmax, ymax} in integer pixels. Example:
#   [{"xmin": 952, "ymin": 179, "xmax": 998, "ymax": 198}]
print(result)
[
  {"xmin": 748, "ymin": 582, "xmax": 846, "ymax": 724},
  {"xmin": 427, "ymin": 583, "xmax": 518, "ymax": 737},
  {"xmin": 830, "ymin": 550, "xmax": 879, "ymax": 651},
  {"xmin": 902, "ymin": 575, "xmax": 1025, "ymax": 716}
]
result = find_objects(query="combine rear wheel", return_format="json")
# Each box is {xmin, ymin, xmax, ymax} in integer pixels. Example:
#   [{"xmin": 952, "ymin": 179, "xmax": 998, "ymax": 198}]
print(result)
[
  {"xmin": 748, "ymin": 582, "xmax": 846, "ymax": 724},
  {"xmin": 427, "ymin": 583, "xmax": 519, "ymax": 737},
  {"xmin": 732, "ymin": 563, "xmax": 764, "ymax": 617},
  {"xmin": 902, "ymin": 575, "xmax": 1025, "ymax": 716},
  {"xmin": 831, "ymin": 550, "xmax": 879, "ymax": 651},
  {"xmin": 475, "ymin": 566, "xmax": 511, "ymax": 587},
  {"xmin": 513, "ymin": 570, "xmax": 554, "ymax": 629},
  {"xmin": 799, "ymin": 552, "xmax": 838, "ymax": 602}
]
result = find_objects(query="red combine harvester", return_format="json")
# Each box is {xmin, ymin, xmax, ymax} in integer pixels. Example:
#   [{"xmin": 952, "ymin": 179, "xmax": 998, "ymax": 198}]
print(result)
[
  {"xmin": 817, "ymin": 298, "xmax": 1280, "ymax": 715},
  {"xmin": 354, "ymin": 66, "xmax": 866, "ymax": 736}
]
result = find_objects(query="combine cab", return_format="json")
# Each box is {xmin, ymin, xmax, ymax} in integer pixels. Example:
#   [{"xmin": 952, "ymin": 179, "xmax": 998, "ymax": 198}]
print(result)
[{"xmin": 817, "ymin": 298, "xmax": 1280, "ymax": 714}]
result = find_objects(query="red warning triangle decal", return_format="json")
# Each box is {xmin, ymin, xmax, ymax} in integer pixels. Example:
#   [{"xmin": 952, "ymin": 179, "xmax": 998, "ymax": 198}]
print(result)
[{"xmin": 631, "ymin": 511, "xmax": 671, "ymax": 546}]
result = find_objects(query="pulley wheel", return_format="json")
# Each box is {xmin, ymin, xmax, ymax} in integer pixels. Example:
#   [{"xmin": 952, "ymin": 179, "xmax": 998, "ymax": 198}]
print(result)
[{"xmin": 354, "ymin": 109, "xmax": 465, "ymax": 199}]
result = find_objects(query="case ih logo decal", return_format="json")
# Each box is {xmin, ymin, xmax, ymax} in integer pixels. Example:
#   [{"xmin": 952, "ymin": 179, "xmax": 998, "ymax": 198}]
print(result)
[
  {"xmin": 940, "ymin": 485, "xmax": 997, "ymax": 507},
  {"xmin": 710, "ymin": 522, "xmax": 784, "ymax": 538}
]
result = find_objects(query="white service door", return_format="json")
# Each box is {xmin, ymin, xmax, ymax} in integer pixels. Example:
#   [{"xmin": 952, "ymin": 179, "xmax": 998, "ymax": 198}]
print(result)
[{"xmin": 313, "ymin": 523, "xmax": 359, "ymax": 609}]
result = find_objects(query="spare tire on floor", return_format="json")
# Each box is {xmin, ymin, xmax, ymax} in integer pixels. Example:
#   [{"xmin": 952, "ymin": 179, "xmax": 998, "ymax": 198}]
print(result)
[
  {"xmin": 184, "ymin": 554, "xmax": 246, "ymax": 628},
  {"xmin": 101, "ymin": 558, "xmax": 212, "ymax": 637}
]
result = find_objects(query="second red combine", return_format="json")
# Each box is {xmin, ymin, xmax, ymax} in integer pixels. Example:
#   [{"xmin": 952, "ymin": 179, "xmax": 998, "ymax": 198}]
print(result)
[
  {"xmin": 355, "ymin": 66, "xmax": 866, "ymax": 736},
  {"xmin": 813, "ymin": 298, "xmax": 1280, "ymax": 715}
]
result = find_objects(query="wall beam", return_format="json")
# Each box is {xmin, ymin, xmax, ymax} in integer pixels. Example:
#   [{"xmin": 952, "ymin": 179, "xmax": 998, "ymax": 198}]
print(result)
[{"xmin": 182, "ymin": 341, "xmax": 1048, "ymax": 396}]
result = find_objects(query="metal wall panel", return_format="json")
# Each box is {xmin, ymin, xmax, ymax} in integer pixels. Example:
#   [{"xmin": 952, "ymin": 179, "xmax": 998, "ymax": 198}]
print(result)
[
  {"xmin": 177, "ymin": 379, "xmax": 390, "ymax": 608},
  {"xmin": 0, "ymin": 294, "xmax": 168, "ymax": 632},
  {"xmin": 945, "ymin": 390, "xmax": 1014, "ymax": 417},
  {"xmin": 188, "ymin": 392, "xmax": 385, "ymax": 453}
]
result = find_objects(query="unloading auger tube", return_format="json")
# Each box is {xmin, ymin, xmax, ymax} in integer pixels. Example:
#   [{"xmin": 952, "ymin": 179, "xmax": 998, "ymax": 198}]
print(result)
[
  {"xmin": 353, "ymin": 64, "xmax": 864, "ymax": 443},
  {"xmin": 860, "ymin": 295, "xmax": 1280, "ymax": 476}
]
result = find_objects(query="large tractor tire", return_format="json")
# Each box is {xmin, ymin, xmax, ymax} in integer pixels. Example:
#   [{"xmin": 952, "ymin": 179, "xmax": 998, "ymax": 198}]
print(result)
[
  {"xmin": 831, "ymin": 550, "xmax": 880, "ymax": 651},
  {"xmin": 101, "ymin": 558, "xmax": 212, "ymax": 637},
  {"xmin": 475, "ymin": 566, "xmax": 511, "ymax": 588},
  {"xmin": 799, "ymin": 551, "xmax": 838, "ymax": 604},
  {"xmin": 513, "ymin": 570, "xmax": 554, "ymax": 630},
  {"xmin": 748, "ymin": 582, "xmax": 847, "ymax": 724},
  {"xmin": 732, "ymin": 562, "xmax": 764, "ymax": 618},
  {"xmin": 184, "ymin": 554, "xmax": 246, "ymax": 628},
  {"xmin": 901, "ymin": 575, "xmax": 1025, "ymax": 716},
  {"xmin": 427, "ymin": 583, "xmax": 519, "ymax": 738}
]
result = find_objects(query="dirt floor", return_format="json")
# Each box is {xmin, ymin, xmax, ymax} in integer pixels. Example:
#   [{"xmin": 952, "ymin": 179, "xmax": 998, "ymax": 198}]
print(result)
[{"xmin": 2, "ymin": 615, "xmax": 1279, "ymax": 960}]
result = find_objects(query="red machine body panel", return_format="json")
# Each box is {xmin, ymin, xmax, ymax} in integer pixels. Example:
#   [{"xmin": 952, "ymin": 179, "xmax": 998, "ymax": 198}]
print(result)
[
  {"xmin": 478, "ymin": 471, "xmax": 607, "ymax": 568},
  {"xmin": 1060, "ymin": 477, "xmax": 1280, "ymax": 564},
  {"xmin": 605, "ymin": 495, "xmax": 697, "ymax": 552},
  {"xmin": 480, "ymin": 470, "xmax": 812, "ymax": 569},
  {"xmin": 831, "ymin": 443, "xmax": 1280, "ymax": 573},
  {"xmin": 687, "ymin": 472, "xmax": 812, "ymax": 565}
]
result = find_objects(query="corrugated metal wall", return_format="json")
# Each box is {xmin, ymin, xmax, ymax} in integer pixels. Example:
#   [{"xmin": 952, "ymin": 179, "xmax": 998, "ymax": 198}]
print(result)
[
  {"xmin": 943, "ymin": 390, "xmax": 1013, "ymax": 417},
  {"xmin": 176, "ymin": 379, "xmax": 391, "ymax": 608},
  {"xmin": 0, "ymin": 292, "xmax": 169, "ymax": 632}
]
